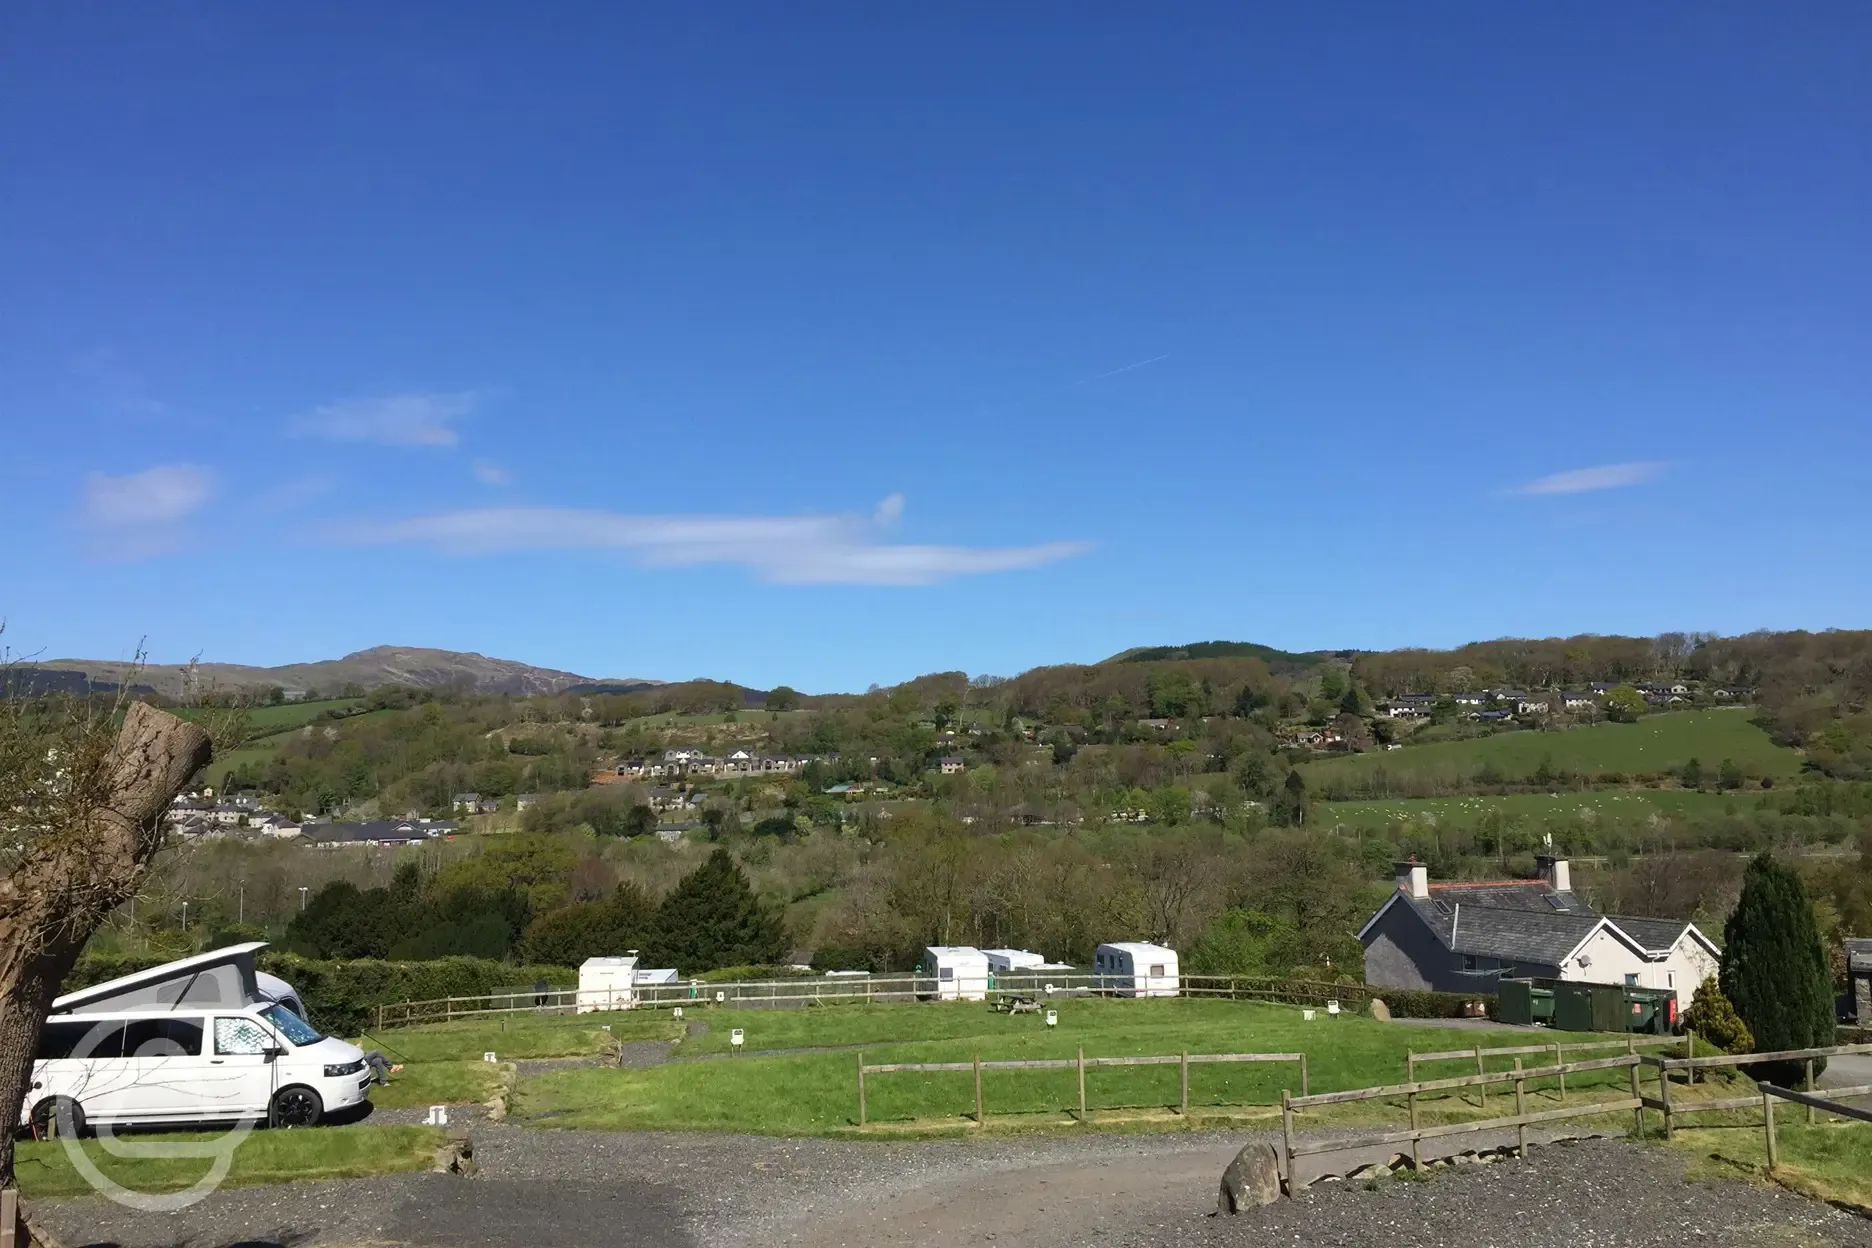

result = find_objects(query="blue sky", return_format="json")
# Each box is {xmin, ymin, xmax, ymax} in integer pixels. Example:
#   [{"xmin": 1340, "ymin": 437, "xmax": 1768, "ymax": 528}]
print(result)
[{"xmin": 3, "ymin": 6, "xmax": 1868, "ymax": 691}]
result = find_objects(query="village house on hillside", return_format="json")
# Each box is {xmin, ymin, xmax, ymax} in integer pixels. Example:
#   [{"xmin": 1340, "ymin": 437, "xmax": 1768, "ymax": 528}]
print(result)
[{"xmin": 1359, "ymin": 856, "xmax": 1719, "ymax": 1008}]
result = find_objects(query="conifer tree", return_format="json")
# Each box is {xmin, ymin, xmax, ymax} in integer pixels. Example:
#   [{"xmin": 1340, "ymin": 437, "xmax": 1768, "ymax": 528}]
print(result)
[
  {"xmin": 1719, "ymin": 853, "xmax": 1835, "ymax": 1085},
  {"xmin": 652, "ymin": 848, "xmax": 788, "ymax": 971}
]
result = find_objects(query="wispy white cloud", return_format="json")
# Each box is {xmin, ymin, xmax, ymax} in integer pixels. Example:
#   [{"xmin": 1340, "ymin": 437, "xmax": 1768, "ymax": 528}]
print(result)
[
  {"xmin": 873, "ymin": 492, "xmax": 905, "ymax": 526},
  {"xmin": 290, "ymin": 391, "xmax": 478, "ymax": 447},
  {"xmin": 318, "ymin": 496, "xmax": 1089, "ymax": 587},
  {"xmin": 83, "ymin": 464, "xmax": 216, "ymax": 526},
  {"xmin": 80, "ymin": 464, "xmax": 217, "ymax": 559},
  {"xmin": 472, "ymin": 459, "xmax": 512, "ymax": 486},
  {"xmin": 1511, "ymin": 462, "xmax": 1668, "ymax": 496}
]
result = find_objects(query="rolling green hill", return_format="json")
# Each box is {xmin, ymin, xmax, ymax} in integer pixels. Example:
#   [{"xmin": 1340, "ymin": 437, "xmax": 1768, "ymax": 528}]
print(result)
[
  {"xmin": 1300, "ymin": 709, "xmax": 1802, "ymax": 799},
  {"xmin": 1106, "ymin": 640, "xmax": 1328, "ymax": 674},
  {"xmin": 1317, "ymin": 788, "xmax": 1765, "ymax": 832}
]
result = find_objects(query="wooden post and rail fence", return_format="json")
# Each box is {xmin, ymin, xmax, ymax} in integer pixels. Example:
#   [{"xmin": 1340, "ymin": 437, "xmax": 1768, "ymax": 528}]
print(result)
[
  {"xmin": 372, "ymin": 972, "xmax": 1393, "ymax": 1029},
  {"xmin": 854, "ymin": 1047, "xmax": 1308, "ymax": 1128},
  {"xmin": 1281, "ymin": 1051, "xmax": 1649, "ymax": 1181},
  {"xmin": 1637, "ymin": 1041, "xmax": 1872, "ymax": 1140}
]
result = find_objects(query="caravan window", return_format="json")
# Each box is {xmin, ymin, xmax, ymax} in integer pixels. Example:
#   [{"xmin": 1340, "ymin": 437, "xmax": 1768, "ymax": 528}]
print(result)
[
  {"xmin": 214, "ymin": 1017, "xmax": 274, "ymax": 1055},
  {"xmin": 939, "ymin": 968, "xmax": 954, "ymax": 981},
  {"xmin": 1149, "ymin": 965, "xmax": 1165, "ymax": 978},
  {"xmin": 122, "ymin": 1017, "xmax": 204, "ymax": 1057}
]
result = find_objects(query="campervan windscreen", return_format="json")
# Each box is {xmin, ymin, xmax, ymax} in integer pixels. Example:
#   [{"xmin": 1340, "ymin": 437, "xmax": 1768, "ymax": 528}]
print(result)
[{"xmin": 263, "ymin": 1002, "xmax": 322, "ymax": 1045}]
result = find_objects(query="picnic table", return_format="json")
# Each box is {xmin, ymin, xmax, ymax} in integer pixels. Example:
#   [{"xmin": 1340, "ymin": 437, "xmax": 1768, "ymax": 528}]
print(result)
[{"xmin": 992, "ymin": 994, "xmax": 1042, "ymax": 1015}]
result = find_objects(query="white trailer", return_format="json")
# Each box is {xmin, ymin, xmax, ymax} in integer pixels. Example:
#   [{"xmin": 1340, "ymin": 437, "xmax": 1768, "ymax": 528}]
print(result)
[
  {"xmin": 577, "ymin": 956, "xmax": 639, "ymax": 1012},
  {"xmin": 1094, "ymin": 942, "xmax": 1180, "ymax": 998},
  {"xmin": 919, "ymin": 946, "xmax": 990, "ymax": 1001}
]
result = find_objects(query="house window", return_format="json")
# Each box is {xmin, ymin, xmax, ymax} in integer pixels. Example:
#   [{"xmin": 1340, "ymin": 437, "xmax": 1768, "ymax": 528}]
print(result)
[
  {"xmin": 1624, "ymin": 974, "xmax": 1639, "ymax": 987},
  {"xmin": 1463, "ymin": 955, "xmax": 1479, "ymax": 971},
  {"xmin": 1666, "ymin": 971, "xmax": 1675, "ymax": 989}
]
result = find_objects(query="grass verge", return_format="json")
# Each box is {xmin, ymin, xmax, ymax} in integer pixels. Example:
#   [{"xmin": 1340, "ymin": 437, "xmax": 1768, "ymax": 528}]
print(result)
[
  {"xmin": 1676, "ymin": 1121, "xmax": 1872, "ymax": 1211},
  {"xmin": 357, "ymin": 1011, "xmax": 681, "ymax": 1063},
  {"xmin": 13, "ymin": 1125, "xmax": 443, "ymax": 1201}
]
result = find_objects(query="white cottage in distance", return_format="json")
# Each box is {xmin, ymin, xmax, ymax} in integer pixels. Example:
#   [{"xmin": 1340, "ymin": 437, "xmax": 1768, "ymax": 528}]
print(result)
[{"xmin": 1359, "ymin": 857, "xmax": 1720, "ymax": 1008}]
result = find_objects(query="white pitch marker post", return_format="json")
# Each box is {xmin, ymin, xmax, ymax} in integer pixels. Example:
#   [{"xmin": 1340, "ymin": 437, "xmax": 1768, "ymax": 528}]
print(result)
[
  {"xmin": 483, "ymin": 1051, "xmax": 498, "ymax": 1063},
  {"xmin": 731, "ymin": 1028, "xmax": 745, "ymax": 1056},
  {"xmin": 1046, "ymin": 1010, "xmax": 1058, "ymax": 1028},
  {"xmin": 427, "ymin": 1105, "xmax": 450, "ymax": 1126},
  {"xmin": 673, "ymin": 1007, "xmax": 683, "ymax": 1020}
]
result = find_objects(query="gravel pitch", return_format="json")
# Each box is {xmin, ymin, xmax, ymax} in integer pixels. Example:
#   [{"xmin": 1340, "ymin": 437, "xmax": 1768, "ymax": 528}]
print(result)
[{"xmin": 36, "ymin": 1128, "xmax": 1872, "ymax": 1248}]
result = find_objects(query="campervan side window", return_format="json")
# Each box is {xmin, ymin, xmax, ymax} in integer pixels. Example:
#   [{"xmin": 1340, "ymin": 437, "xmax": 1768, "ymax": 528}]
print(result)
[
  {"xmin": 1149, "ymin": 965, "xmax": 1165, "ymax": 978},
  {"xmin": 939, "ymin": 968, "xmax": 954, "ymax": 981},
  {"xmin": 122, "ymin": 1018, "xmax": 204, "ymax": 1057},
  {"xmin": 36, "ymin": 1021, "xmax": 119, "ymax": 1060},
  {"xmin": 214, "ymin": 1017, "xmax": 274, "ymax": 1056}
]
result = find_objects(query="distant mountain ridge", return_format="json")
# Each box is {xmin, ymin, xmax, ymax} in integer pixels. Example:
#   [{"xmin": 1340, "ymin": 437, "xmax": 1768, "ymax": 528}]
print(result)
[{"xmin": 34, "ymin": 646, "xmax": 659, "ymax": 699}]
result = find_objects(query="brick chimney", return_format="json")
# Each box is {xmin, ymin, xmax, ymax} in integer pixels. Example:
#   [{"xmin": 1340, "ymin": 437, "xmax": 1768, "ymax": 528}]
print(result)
[
  {"xmin": 1535, "ymin": 854, "xmax": 1571, "ymax": 894},
  {"xmin": 1395, "ymin": 860, "xmax": 1429, "ymax": 900}
]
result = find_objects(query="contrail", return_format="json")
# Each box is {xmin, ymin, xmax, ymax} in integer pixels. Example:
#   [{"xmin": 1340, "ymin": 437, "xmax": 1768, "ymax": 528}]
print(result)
[{"xmin": 1073, "ymin": 354, "xmax": 1170, "ymax": 386}]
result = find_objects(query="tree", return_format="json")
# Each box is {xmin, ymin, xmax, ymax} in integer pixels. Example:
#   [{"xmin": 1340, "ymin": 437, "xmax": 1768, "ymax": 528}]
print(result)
[
  {"xmin": 0, "ymin": 696, "xmax": 212, "ymax": 1209},
  {"xmin": 1338, "ymin": 685, "xmax": 1363, "ymax": 717},
  {"xmin": 624, "ymin": 803, "xmax": 657, "ymax": 839},
  {"xmin": 650, "ymin": 848, "xmax": 788, "ymax": 971},
  {"xmin": 1233, "ymin": 752, "xmax": 1277, "ymax": 800},
  {"xmin": 1604, "ymin": 685, "xmax": 1646, "ymax": 723},
  {"xmin": 522, "ymin": 881, "xmax": 657, "ymax": 965},
  {"xmin": 1719, "ymin": 758, "xmax": 1744, "ymax": 791},
  {"xmin": 1680, "ymin": 757, "xmax": 1704, "ymax": 791},
  {"xmin": 765, "ymin": 685, "xmax": 801, "ymax": 713},
  {"xmin": 1719, "ymin": 853, "xmax": 1835, "ymax": 1085},
  {"xmin": 1273, "ymin": 769, "xmax": 1310, "ymax": 826}
]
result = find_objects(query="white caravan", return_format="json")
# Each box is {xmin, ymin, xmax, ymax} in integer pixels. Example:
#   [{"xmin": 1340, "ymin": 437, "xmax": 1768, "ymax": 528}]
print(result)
[
  {"xmin": 1094, "ymin": 942, "xmax": 1180, "ymax": 998},
  {"xmin": 919, "ymin": 946, "xmax": 990, "ymax": 1001},
  {"xmin": 23, "ymin": 942, "xmax": 371, "ymax": 1134}
]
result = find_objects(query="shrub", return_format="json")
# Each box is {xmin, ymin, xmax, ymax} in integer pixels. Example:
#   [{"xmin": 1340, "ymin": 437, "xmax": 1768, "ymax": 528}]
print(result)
[
  {"xmin": 1681, "ymin": 977, "xmax": 1753, "ymax": 1053},
  {"xmin": 1379, "ymin": 990, "xmax": 1497, "ymax": 1020}
]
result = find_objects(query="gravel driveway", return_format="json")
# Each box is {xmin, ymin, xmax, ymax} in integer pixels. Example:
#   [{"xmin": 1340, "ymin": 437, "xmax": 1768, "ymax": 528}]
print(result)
[{"xmin": 37, "ymin": 1127, "xmax": 1872, "ymax": 1248}]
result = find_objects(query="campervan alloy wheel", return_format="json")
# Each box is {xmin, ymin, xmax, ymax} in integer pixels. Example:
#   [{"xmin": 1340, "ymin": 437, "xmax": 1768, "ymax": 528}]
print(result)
[
  {"xmin": 269, "ymin": 1086, "xmax": 323, "ymax": 1128},
  {"xmin": 31, "ymin": 1096, "xmax": 86, "ymax": 1139}
]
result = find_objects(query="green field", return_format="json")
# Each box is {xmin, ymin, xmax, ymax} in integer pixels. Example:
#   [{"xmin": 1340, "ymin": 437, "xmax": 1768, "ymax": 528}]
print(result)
[
  {"xmin": 1318, "ymin": 788, "xmax": 1767, "ymax": 831},
  {"xmin": 360, "ymin": 1011, "xmax": 682, "ymax": 1063},
  {"xmin": 13, "ymin": 1124, "xmax": 442, "ymax": 1200},
  {"xmin": 515, "ymin": 999, "xmax": 1635, "ymax": 1135},
  {"xmin": 1302, "ymin": 710, "xmax": 1801, "ymax": 795},
  {"xmin": 179, "ymin": 698, "xmax": 362, "ymax": 737}
]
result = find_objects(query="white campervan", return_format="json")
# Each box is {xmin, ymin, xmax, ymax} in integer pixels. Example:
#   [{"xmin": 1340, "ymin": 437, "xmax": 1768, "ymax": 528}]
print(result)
[
  {"xmin": 22, "ymin": 943, "xmax": 371, "ymax": 1135},
  {"xmin": 1094, "ymin": 942, "xmax": 1180, "ymax": 998}
]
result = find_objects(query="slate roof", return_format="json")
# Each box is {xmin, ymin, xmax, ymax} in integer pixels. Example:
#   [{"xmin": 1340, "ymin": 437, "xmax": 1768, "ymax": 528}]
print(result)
[
  {"xmin": 1450, "ymin": 909, "xmax": 1605, "ymax": 967},
  {"xmin": 1607, "ymin": 916, "xmax": 1696, "ymax": 955}
]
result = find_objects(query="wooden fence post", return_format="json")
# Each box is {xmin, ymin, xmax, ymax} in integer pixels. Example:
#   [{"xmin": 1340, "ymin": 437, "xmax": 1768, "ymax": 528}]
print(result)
[
  {"xmin": 1763, "ymin": 1087, "xmax": 1777, "ymax": 1173},
  {"xmin": 377, "ymin": 1003, "xmax": 385, "ymax": 1031},
  {"xmin": 1553, "ymin": 1043, "xmax": 1565, "ymax": 1101},
  {"xmin": 1685, "ymin": 1028, "xmax": 1697, "ymax": 1084},
  {"xmin": 1406, "ymin": 1049, "xmax": 1415, "ymax": 1088},
  {"xmin": 1659, "ymin": 1058, "xmax": 1675, "ymax": 1141},
  {"xmin": 1077, "ymin": 1046, "xmax": 1087, "ymax": 1119},
  {"xmin": 974, "ymin": 1054, "xmax": 984, "ymax": 1127},
  {"xmin": 857, "ymin": 1051, "xmax": 867, "ymax": 1128},
  {"xmin": 1180, "ymin": 1051, "xmax": 1189, "ymax": 1116},
  {"xmin": 1, "ymin": 1187, "xmax": 17, "ymax": 1248},
  {"xmin": 1628, "ymin": 1057, "xmax": 1644, "ymax": 1139},
  {"xmin": 1474, "ymin": 1046, "xmax": 1487, "ymax": 1109},
  {"xmin": 1514, "ymin": 1058, "xmax": 1528, "ymax": 1158},
  {"xmin": 1407, "ymin": 1079, "xmax": 1421, "ymax": 1170},
  {"xmin": 1805, "ymin": 1059, "xmax": 1816, "ymax": 1125},
  {"xmin": 1281, "ymin": 1089, "xmax": 1294, "ymax": 1191},
  {"xmin": 1299, "ymin": 1052, "xmax": 1309, "ymax": 1098}
]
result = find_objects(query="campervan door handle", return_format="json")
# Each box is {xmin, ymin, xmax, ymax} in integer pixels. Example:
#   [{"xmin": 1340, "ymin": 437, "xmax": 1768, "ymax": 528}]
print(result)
[{"xmin": 209, "ymin": 1058, "xmax": 224, "ymax": 1064}]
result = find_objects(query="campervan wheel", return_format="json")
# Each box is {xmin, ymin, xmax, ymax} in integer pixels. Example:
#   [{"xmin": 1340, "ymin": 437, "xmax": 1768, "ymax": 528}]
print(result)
[
  {"xmin": 269, "ymin": 1086, "xmax": 323, "ymax": 1128},
  {"xmin": 30, "ymin": 1096, "xmax": 86, "ymax": 1139}
]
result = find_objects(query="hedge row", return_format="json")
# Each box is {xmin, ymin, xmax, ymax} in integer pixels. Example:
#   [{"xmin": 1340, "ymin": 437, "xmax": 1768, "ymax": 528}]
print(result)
[
  {"xmin": 1378, "ymin": 989, "xmax": 1499, "ymax": 1020},
  {"xmin": 66, "ymin": 952, "xmax": 577, "ymax": 1037}
]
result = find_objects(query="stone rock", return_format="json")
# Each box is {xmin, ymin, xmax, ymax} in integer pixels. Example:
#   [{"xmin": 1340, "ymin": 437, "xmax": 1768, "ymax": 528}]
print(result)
[
  {"xmin": 1216, "ymin": 1141, "xmax": 1283, "ymax": 1213},
  {"xmin": 1367, "ymin": 997, "xmax": 1392, "ymax": 1022},
  {"xmin": 434, "ymin": 1134, "xmax": 477, "ymax": 1177}
]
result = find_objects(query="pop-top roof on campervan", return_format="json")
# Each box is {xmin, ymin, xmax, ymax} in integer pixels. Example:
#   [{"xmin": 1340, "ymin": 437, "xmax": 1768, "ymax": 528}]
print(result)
[{"xmin": 53, "ymin": 941, "xmax": 269, "ymax": 1015}]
